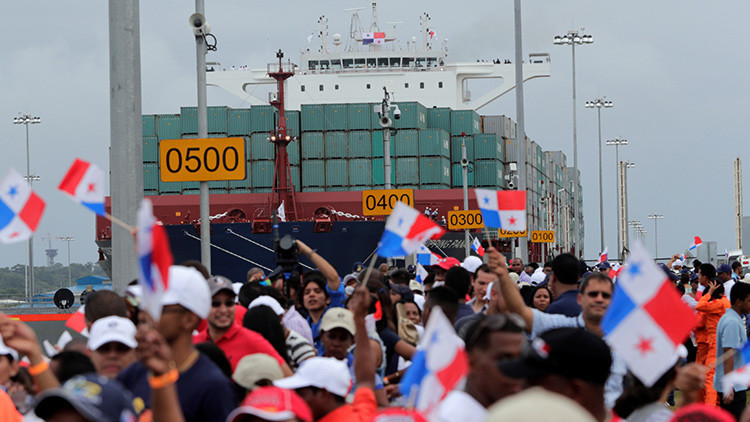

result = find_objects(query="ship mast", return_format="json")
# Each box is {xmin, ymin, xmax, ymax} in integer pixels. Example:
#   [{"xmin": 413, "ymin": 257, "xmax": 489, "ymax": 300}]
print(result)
[{"xmin": 268, "ymin": 50, "xmax": 298, "ymax": 221}]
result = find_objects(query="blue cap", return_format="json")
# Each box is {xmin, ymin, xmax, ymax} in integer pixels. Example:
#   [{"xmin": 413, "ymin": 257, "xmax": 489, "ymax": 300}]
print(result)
[
  {"xmin": 717, "ymin": 264, "xmax": 732, "ymax": 274},
  {"xmin": 35, "ymin": 373, "xmax": 136, "ymax": 422},
  {"xmin": 598, "ymin": 261, "xmax": 611, "ymax": 270}
]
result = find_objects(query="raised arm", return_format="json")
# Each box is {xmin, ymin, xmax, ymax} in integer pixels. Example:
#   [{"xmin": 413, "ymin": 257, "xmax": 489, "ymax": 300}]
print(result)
[
  {"xmin": 136, "ymin": 323, "xmax": 185, "ymax": 422},
  {"xmin": 297, "ymin": 240, "xmax": 340, "ymax": 291},
  {"xmin": 0, "ymin": 313, "xmax": 59, "ymax": 391},
  {"xmin": 487, "ymin": 247, "xmax": 534, "ymax": 333},
  {"xmin": 348, "ymin": 286, "xmax": 375, "ymax": 390}
]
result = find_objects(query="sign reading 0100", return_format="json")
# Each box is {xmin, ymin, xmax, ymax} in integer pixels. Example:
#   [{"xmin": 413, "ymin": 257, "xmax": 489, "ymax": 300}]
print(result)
[
  {"xmin": 159, "ymin": 137, "xmax": 246, "ymax": 182},
  {"xmin": 447, "ymin": 210, "xmax": 484, "ymax": 230},
  {"xmin": 362, "ymin": 189, "xmax": 414, "ymax": 216},
  {"xmin": 530, "ymin": 230, "xmax": 555, "ymax": 243}
]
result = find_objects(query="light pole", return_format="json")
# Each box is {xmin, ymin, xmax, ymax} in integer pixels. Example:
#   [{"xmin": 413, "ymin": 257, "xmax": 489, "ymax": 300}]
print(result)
[
  {"xmin": 13, "ymin": 113, "xmax": 41, "ymax": 306},
  {"xmin": 648, "ymin": 214, "xmax": 663, "ymax": 259},
  {"xmin": 57, "ymin": 236, "xmax": 75, "ymax": 287},
  {"xmin": 620, "ymin": 161, "xmax": 635, "ymax": 255},
  {"xmin": 606, "ymin": 137, "xmax": 628, "ymax": 260},
  {"xmin": 554, "ymin": 30, "xmax": 593, "ymax": 258},
  {"xmin": 585, "ymin": 98, "xmax": 613, "ymax": 255}
]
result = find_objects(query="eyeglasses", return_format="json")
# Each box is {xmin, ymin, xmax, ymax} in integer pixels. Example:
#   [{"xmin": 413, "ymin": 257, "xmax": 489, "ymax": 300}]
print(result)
[
  {"xmin": 466, "ymin": 313, "xmax": 526, "ymax": 350},
  {"xmin": 585, "ymin": 290, "xmax": 612, "ymax": 299},
  {"xmin": 211, "ymin": 300, "xmax": 235, "ymax": 308}
]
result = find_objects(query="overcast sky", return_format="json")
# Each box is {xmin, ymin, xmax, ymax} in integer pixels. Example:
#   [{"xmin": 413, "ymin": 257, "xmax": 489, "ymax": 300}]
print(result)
[{"xmin": 2, "ymin": 1, "xmax": 748, "ymax": 269}]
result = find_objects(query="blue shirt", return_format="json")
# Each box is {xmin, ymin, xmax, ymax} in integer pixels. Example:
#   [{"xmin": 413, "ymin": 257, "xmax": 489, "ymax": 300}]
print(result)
[
  {"xmin": 309, "ymin": 281, "xmax": 347, "ymax": 354},
  {"xmin": 715, "ymin": 308, "xmax": 748, "ymax": 393},
  {"xmin": 545, "ymin": 289, "xmax": 581, "ymax": 317}
]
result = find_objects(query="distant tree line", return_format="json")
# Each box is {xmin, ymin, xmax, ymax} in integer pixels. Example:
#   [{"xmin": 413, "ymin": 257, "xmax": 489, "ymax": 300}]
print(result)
[{"xmin": 0, "ymin": 263, "xmax": 106, "ymax": 297}]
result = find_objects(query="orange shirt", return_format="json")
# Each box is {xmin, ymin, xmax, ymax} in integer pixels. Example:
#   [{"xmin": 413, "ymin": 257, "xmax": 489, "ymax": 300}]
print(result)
[
  {"xmin": 695, "ymin": 294, "xmax": 730, "ymax": 344},
  {"xmin": 319, "ymin": 388, "xmax": 377, "ymax": 422},
  {"xmin": 0, "ymin": 390, "xmax": 21, "ymax": 422}
]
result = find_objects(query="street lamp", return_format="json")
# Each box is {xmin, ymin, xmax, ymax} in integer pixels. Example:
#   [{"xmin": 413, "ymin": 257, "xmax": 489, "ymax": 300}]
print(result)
[
  {"xmin": 12, "ymin": 113, "xmax": 41, "ymax": 306},
  {"xmin": 606, "ymin": 137, "xmax": 628, "ymax": 260},
  {"xmin": 620, "ymin": 162, "xmax": 635, "ymax": 254},
  {"xmin": 554, "ymin": 30, "xmax": 593, "ymax": 258},
  {"xmin": 585, "ymin": 98, "xmax": 613, "ymax": 255},
  {"xmin": 57, "ymin": 236, "xmax": 75, "ymax": 287},
  {"xmin": 648, "ymin": 214, "xmax": 663, "ymax": 259}
]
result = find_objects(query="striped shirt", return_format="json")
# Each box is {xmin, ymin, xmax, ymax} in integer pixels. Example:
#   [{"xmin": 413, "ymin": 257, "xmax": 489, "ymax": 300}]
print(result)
[{"xmin": 286, "ymin": 329, "xmax": 316, "ymax": 370}]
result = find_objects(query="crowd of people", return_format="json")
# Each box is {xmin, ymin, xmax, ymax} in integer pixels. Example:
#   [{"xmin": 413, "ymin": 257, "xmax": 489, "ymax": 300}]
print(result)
[{"xmin": 1, "ymin": 240, "xmax": 750, "ymax": 421}]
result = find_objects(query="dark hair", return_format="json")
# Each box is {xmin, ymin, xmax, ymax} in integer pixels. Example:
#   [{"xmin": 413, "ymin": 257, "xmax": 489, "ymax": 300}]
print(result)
[
  {"xmin": 710, "ymin": 283, "xmax": 725, "ymax": 300},
  {"xmin": 731, "ymin": 282, "xmax": 750, "ymax": 305},
  {"xmin": 543, "ymin": 261, "xmax": 552, "ymax": 269},
  {"xmin": 445, "ymin": 266, "xmax": 471, "ymax": 297},
  {"xmin": 732, "ymin": 261, "xmax": 742, "ymax": 271},
  {"xmin": 390, "ymin": 269, "xmax": 411, "ymax": 285},
  {"xmin": 528, "ymin": 285, "xmax": 553, "ymax": 309},
  {"xmin": 10, "ymin": 367, "xmax": 34, "ymax": 396},
  {"xmin": 700, "ymin": 263, "xmax": 716, "ymax": 280},
  {"xmin": 580, "ymin": 272, "xmax": 613, "ymax": 294},
  {"xmin": 550, "ymin": 253, "xmax": 580, "ymax": 285},
  {"xmin": 613, "ymin": 366, "xmax": 677, "ymax": 419},
  {"xmin": 528, "ymin": 262, "xmax": 539, "ymax": 271},
  {"xmin": 243, "ymin": 306, "xmax": 290, "ymax": 365},
  {"xmin": 680, "ymin": 272, "xmax": 690, "ymax": 285},
  {"xmin": 84, "ymin": 291, "xmax": 127, "ymax": 324},
  {"xmin": 49, "ymin": 351, "xmax": 95, "ymax": 384},
  {"xmin": 424, "ymin": 286, "xmax": 459, "ymax": 323},
  {"xmin": 693, "ymin": 259, "xmax": 702, "ymax": 268},
  {"xmin": 195, "ymin": 342, "xmax": 232, "ymax": 379},
  {"xmin": 401, "ymin": 299, "xmax": 422, "ymax": 317},
  {"xmin": 464, "ymin": 313, "xmax": 524, "ymax": 352},
  {"xmin": 180, "ymin": 260, "xmax": 210, "ymax": 279},
  {"xmin": 246, "ymin": 267, "xmax": 265, "ymax": 282},
  {"xmin": 474, "ymin": 264, "xmax": 492, "ymax": 278},
  {"xmin": 364, "ymin": 276, "xmax": 397, "ymax": 333},
  {"xmin": 676, "ymin": 283, "xmax": 686, "ymax": 295},
  {"xmin": 239, "ymin": 284, "xmax": 287, "ymax": 309}
]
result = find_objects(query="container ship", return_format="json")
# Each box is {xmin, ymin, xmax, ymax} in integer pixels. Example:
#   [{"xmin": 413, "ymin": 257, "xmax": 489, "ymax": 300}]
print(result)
[{"xmin": 95, "ymin": 2, "xmax": 584, "ymax": 283}]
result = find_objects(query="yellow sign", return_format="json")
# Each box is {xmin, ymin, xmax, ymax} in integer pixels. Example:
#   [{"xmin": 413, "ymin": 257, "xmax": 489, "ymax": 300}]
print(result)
[
  {"xmin": 498, "ymin": 228, "xmax": 527, "ymax": 238},
  {"xmin": 362, "ymin": 189, "xmax": 414, "ymax": 216},
  {"xmin": 530, "ymin": 230, "xmax": 555, "ymax": 243},
  {"xmin": 447, "ymin": 210, "xmax": 484, "ymax": 230},
  {"xmin": 159, "ymin": 137, "xmax": 246, "ymax": 182}
]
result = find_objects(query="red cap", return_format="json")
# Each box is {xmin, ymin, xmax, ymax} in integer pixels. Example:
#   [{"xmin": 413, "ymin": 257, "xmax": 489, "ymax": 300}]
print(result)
[
  {"xmin": 227, "ymin": 386, "xmax": 313, "ymax": 422},
  {"xmin": 434, "ymin": 257, "xmax": 461, "ymax": 270}
]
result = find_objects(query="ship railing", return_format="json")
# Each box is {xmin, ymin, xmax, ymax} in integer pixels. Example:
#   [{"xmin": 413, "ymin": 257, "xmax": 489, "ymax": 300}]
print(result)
[
  {"xmin": 267, "ymin": 62, "xmax": 297, "ymax": 74},
  {"xmin": 300, "ymin": 65, "xmax": 453, "ymax": 75}
]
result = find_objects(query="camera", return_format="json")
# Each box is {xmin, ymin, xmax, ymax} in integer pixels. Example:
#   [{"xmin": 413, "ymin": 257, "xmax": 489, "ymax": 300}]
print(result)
[
  {"xmin": 270, "ymin": 211, "xmax": 303, "ymax": 299},
  {"xmin": 393, "ymin": 105, "xmax": 402, "ymax": 120}
]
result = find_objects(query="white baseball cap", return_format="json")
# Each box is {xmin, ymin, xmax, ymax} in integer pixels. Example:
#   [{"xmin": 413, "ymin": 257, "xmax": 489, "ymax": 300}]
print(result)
[
  {"xmin": 160, "ymin": 266, "xmax": 211, "ymax": 319},
  {"xmin": 0, "ymin": 337, "xmax": 18, "ymax": 361},
  {"xmin": 672, "ymin": 260, "xmax": 684, "ymax": 268},
  {"xmin": 87, "ymin": 316, "xmax": 137, "ymax": 351},
  {"xmin": 248, "ymin": 296, "xmax": 285, "ymax": 316},
  {"xmin": 461, "ymin": 256, "xmax": 483, "ymax": 274},
  {"xmin": 274, "ymin": 357, "xmax": 352, "ymax": 397}
]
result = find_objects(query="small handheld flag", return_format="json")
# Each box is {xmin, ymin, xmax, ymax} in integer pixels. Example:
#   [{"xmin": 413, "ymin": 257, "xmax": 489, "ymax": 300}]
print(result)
[
  {"xmin": 415, "ymin": 263, "xmax": 429, "ymax": 284},
  {"xmin": 58, "ymin": 159, "xmax": 106, "ymax": 216},
  {"xmin": 416, "ymin": 244, "xmax": 441, "ymax": 267},
  {"xmin": 0, "ymin": 168, "xmax": 45, "ymax": 244},
  {"xmin": 471, "ymin": 237, "xmax": 485, "ymax": 257},
  {"xmin": 597, "ymin": 247, "xmax": 608, "ymax": 264},
  {"xmin": 722, "ymin": 342, "xmax": 750, "ymax": 394},
  {"xmin": 688, "ymin": 236, "xmax": 703, "ymax": 251},
  {"xmin": 377, "ymin": 202, "xmax": 445, "ymax": 258},
  {"xmin": 474, "ymin": 189, "xmax": 526, "ymax": 231},
  {"xmin": 137, "ymin": 198, "xmax": 173, "ymax": 321}
]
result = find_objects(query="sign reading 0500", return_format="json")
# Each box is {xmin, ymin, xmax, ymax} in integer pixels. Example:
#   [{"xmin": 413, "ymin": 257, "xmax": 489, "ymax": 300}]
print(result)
[
  {"xmin": 159, "ymin": 138, "xmax": 246, "ymax": 182},
  {"xmin": 362, "ymin": 189, "xmax": 414, "ymax": 216}
]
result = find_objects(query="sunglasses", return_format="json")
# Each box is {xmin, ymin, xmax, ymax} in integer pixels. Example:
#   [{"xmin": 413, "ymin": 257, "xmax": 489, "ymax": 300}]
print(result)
[
  {"xmin": 585, "ymin": 290, "xmax": 612, "ymax": 299},
  {"xmin": 211, "ymin": 300, "xmax": 235, "ymax": 308}
]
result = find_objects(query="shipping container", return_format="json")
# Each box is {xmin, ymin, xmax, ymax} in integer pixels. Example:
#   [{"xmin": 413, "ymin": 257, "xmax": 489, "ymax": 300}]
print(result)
[
  {"xmin": 143, "ymin": 136, "xmax": 158, "ymax": 163},
  {"xmin": 156, "ymin": 114, "xmax": 180, "ymax": 139},
  {"xmin": 144, "ymin": 189, "xmax": 158, "ymax": 196},
  {"xmin": 228, "ymin": 109, "xmax": 251, "ymax": 136},
  {"xmin": 287, "ymin": 140, "xmax": 300, "ymax": 165},
  {"xmin": 419, "ymin": 129, "xmax": 450, "ymax": 158},
  {"xmin": 290, "ymin": 164, "xmax": 301, "ymax": 189},
  {"xmin": 347, "ymin": 103, "xmax": 372, "ymax": 131},
  {"xmin": 253, "ymin": 188, "xmax": 273, "ymax": 194},
  {"xmin": 474, "ymin": 133, "xmax": 504, "ymax": 161},
  {"xmin": 349, "ymin": 159, "xmax": 373, "ymax": 186},
  {"xmin": 396, "ymin": 157, "xmax": 419, "ymax": 185},
  {"xmin": 180, "ymin": 107, "xmax": 197, "ymax": 134},
  {"xmin": 393, "ymin": 102, "xmax": 428, "ymax": 130},
  {"xmin": 251, "ymin": 105, "xmax": 275, "ymax": 133},
  {"xmin": 252, "ymin": 160, "xmax": 275, "ymax": 188},
  {"xmin": 180, "ymin": 106, "xmax": 228, "ymax": 134},
  {"xmin": 325, "ymin": 159, "xmax": 348, "ymax": 186},
  {"xmin": 229, "ymin": 162, "xmax": 252, "ymax": 190},
  {"xmin": 208, "ymin": 180, "xmax": 229, "ymax": 190},
  {"xmin": 285, "ymin": 110, "xmax": 301, "ymax": 137},
  {"xmin": 450, "ymin": 110, "xmax": 481, "ymax": 136},
  {"xmin": 372, "ymin": 158, "xmax": 395, "ymax": 186},
  {"xmin": 349, "ymin": 131, "xmax": 372, "ymax": 158},
  {"xmin": 327, "ymin": 187, "xmax": 351, "ymax": 192},
  {"xmin": 371, "ymin": 130, "xmax": 395, "ymax": 158},
  {"xmin": 302, "ymin": 187, "xmax": 326, "ymax": 193},
  {"xmin": 475, "ymin": 160, "xmax": 504, "ymax": 187},
  {"xmin": 300, "ymin": 104, "xmax": 325, "ymax": 132},
  {"xmin": 481, "ymin": 115, "xmax": 502, "ymax": 135},
  {"xmin": 251, "ymin": 133, "xmax": 275, "ymax": 161},
  {"xmin": 181, "ymin": 181, "xmax": 199, "ymax": 190},
  {"xmin": 181, "ymin": 188, "xmax": 200, "ymax": 195},
  {"xmin": 420, "ymin": 184, "xmax": 449, "ymax": 190},
  {"xmin": 142, "ymin": 115, "xmax": 156, "ymax": 137},
  {"xmin": 301, "ymin": 160, "xmax": 325, "ymax": 187},
  {"xmin": 158, "ymin": 177, "xmax": 181, "ymax": 195},
  {"xmin": 419, "ymin": 157, "xmax": 451, "ymax": 185},
  {"xmin": 395, "ymin": 130, "xmax": 419, "ymax": 157},
  {"xmin": 324, "ymin": 104, "xmax": 348, "ymax": 131},
  {"xmin": 451, "ymin": 136, "xmax": 474, "ymax": 163},
  {"xmin": 144, "ymin": 163, "xmax": 159, "ymax": 191},
  {"xmin": 301, "ymin": 132, "xmax": 325, "ymax": 159},
  {"xmin": 451, "ymin": 163, "xmax": 474, "ymax": 188},
  {"xmin": 348, "ymin": 185, "xmax": 372, "ymax": 191},
  {"xmin": 427, "ymin": 107, "xmax": 451, "ymax": 132},
  {"xmin": 324, "ymin": 132, "xmax": 349, "ymax": 158}
]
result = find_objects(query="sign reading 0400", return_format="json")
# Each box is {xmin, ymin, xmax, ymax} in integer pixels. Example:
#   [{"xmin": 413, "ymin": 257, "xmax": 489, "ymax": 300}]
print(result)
[
  {"xmin": 159, "ymin": 137, "xmax": 246, "ymax": 182},
  {"xmin": 362, "ymin": 189, "xmax": 414, "ymax": 216},
  {"xmin": 447, "ymin": 210, "xmax": 484, "ymax": 230}
]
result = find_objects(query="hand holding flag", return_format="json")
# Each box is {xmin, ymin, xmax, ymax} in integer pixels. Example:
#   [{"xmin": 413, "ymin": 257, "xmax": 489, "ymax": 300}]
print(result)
[
  {"xmin": 136, "ymin": 198, "xmax": 173, "ymax": 321},
  {"xmin": 474, "ymin": 189, "xmax": 526, "ymax": 231},
  {"xmin": 377, "ymin": 202, "xmax": 445, "ymax": 258},
  {"xmin": 0, "ymin": 168, "xmax": 45, "ymax": 244}
]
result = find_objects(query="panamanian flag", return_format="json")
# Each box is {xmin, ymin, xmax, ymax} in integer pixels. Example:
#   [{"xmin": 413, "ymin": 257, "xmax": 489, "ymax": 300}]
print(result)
[
  {"xmin": 0, "ymin": 168, "xmax": 45, "ymax": 244},
  {"xmin": 598, "ymin": 247, "xmax": 608, "ymax": 264},
  {"xmin": 136, "ymin": 198, "xmax": 173, "ymax": 320},
  {"xmin": 475, "ymin": 189, "xmax": 526, "ymax": 231},
  {"xmin": 417, "ymin": 244, "xmax": 441, "ymax": 267},
  {"xmin": 471, "ymin": 237, "xmax": 485, "ymax": 257},
  {"xmin": 602, "ymin": 242, "xmax": 698, "ymax": 386},
  {"xmin": 362, "ymin": 32, "xmax": 386, "ymax": 45},
  {"xmin": 722, "ymin": 342, "xmax": 750, "ymax": 394},
  {"xmin": 415, "ymin": 263, "xmax": 429, "ymax": 284},
  {"xmin": 378, "ymin": 202, "xmax": 445, "ymax": 258},
  {"xmin": 688, "ymin": 236, "xmax": 703, "ymax": 251},
  {"xmin": 58, "ymin": 159, "xmax": 106, "ymax": 216}
]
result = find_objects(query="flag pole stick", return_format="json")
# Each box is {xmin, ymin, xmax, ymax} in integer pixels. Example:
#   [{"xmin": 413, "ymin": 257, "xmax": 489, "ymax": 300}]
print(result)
[
  {"xmin": 708, "ymin": 348, "xmax": 736, "ymax": 371},
  {"xmin": 105, "ymin": 213, "xmax": 135, "ymax": 233},
  {"xmin": 360, "ymin": 252, "xmax": 379, "ymax": 285}
]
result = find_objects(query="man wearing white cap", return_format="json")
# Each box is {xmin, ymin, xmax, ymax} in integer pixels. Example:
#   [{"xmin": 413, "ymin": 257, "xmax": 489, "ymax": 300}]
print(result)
[
  {"xmin": 117, "ymin": 265, "xmax": 237, "ymax": 422},
  {"xmin": 87, "ymin": 316, "xmax": 137, "ymax": 379}
]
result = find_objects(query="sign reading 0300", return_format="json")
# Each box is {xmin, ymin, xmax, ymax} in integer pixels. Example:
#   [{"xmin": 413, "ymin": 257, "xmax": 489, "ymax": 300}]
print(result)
[
  {"xmin": 447, "ymin": 210, "xmax": 484, "ymax": 230},
  {"xmin": 362, "ymin": 189, "xmax": 414, "ymax": 216},
  {"xmin": 159, "ymin": 137, "xmax": 246, "ymax": 182}
]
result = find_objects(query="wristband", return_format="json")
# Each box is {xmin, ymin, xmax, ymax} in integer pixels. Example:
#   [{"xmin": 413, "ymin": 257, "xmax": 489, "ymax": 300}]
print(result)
[
  {"xmin": 28, "ymin": 360, "xmax": 49, "ymax": 376},
  {"xmin": 148, "ymin": 368, "xmax": 179, "ymax": 389}
]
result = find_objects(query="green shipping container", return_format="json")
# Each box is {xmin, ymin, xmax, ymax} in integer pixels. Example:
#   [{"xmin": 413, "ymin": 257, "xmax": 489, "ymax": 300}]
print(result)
[
  {"xmin": 301, "ymin": 132, "xmax": 325, "ymax": 159},
  {"xmin": 474, "ymin": 133, "xmax": 503, "ymax": 160},
  {"xmin": 142, "ymin": 115, "xmax": 156, "ymax": 137},
  {"xmin": 143, "ymin": 163, "xmax": 158, "ymax": 191},
  {"xmin": 324, "ymin": 132, "xmax": 348, "ymax": 158},
  {"xmin": 285, "ymin": 110, "xmax": 301, "ymax": 138},
  {"xmin": 302, "ymin": 187, "xmax": 326, "ymax": 193},
  {"xmin": 144, "ymin": 189, "xmax": 158, "ymax": 196},
  {"xmin": 372, "ymin": 158, "xmax": 395, "ymax": 186},
  {"xmin": 181, "ymin": 181, "xmax": 199, "ymax": 190},
  {"xmin": 419, "ymin": 129, "xmax": 450, "ymax": 158},
  {"xmin": 253, "ymin": 188, "xmax": 272, "ymax": 194},
  {"xmin": 325, "ymin": 104, "xmax": 348, "ymax": 131},
  {"xmin": 301, "ymin": 104, "xmax": 325, "ymax": 132},
  {"xmin": 290, "ymin": 165, "xmax": 301, "ymax": 189},
  {"xmin": 450, "ymin": 110, "xmax": 481, "ymax": 136},
  {"xmin": 451, "ymin": 136, "xmax": 474, "ymax": 163},
  {"xmin": 349, "ymin": 131, "xmax": 372, "ymax": 158},
  {"xmin": 393, "ymin": 102, "xmax": 427, "ymax": 130},
  {"xmin": 156, "ymin": 114, "xmax": 180, "ymax": 139},
  {"xmin": 287, "ymin": 141, "xmax": 300, "ymax": 165},
  {"xmin": 348, "ymin": 103, "xmax": 372, "ymax": 131},
  {"xmin": 451, "ymin": 163, "xmax": 474, "ymax": 188},
  {"xmin": 349, "ymin": 159, "xmax": 373, "ymax": 186},
  {"xmin": 419, "ymin": 157, "xmax": 451, "ymax": 185},
  {"xmin": 228, "ymin": 109, "xmax": 251, "ymax": 136},
  {"xmin": 251, "ymin": 133, "xmax": 275, "ymax": 161},
  {"xmin": 396, "ymin": 157, "xmax": 419, "ymax": 185},
  {"xmin": 158, "ymin": 177, "xmax": 181, "ymax": 194},
  {"xmin": 475, "ymin": 159, "xmax": 504, "ymax": 187},
  {"xmin": 251, "ymin": 105, "xmax": 275, "ymax": 133},
  {"xmin": 302, "ymin": 160, "xmax": 325, "ymax": 187},
  {"xmin": 209, "ymin": 180, "xmax": 229, "ymax": 190},
  {"xmin": 427, "ymin": 107, "xmax": 451, "ymax": 132},
  {"xmin": 143, "ymin": 136, "xmax": 158, "ymax": 163},
  {"xmin": 229, "ymin": 162, "xmax": 252, "ymax": 189},
  {"xmin": 420, "ymin": 184, "xmax": 449, "ymax": 190},
  {"xmin": 180, "ymin": 106, "xmax": 228, "ymax": 134},
  {"xmin": 325, "ymin": 159, "xmax": 348, "ymax": 186},
  {"xmin": 252, "ymin": 160, "xmax": 275, "ymax": 188},
  {"xmin": 395, "ymin": 130, "xmax": 419, "ymax": 157},
  {"xmin": 371, "ymin": 131, "xmax": 395, "ymax": 158},
  {"xmin": 349, "ymin": 186, "xmax": 372, "ymax": 191}
]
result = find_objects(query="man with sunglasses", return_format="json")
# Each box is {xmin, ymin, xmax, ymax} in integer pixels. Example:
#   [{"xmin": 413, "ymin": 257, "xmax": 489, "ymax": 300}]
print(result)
[
  {"xmin": 487, "ymin": 247, "xmax": 626, "ymax": 409},
  {"xmin": 193, "ymin": 275, "xmax": 292, "ymax": 375}
]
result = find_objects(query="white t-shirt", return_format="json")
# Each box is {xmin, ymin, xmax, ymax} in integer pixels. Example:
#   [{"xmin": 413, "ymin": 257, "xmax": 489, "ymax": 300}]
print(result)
[{"xmin": 436, "ymin": 390, "xmax": 486, "ymax": 422}]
